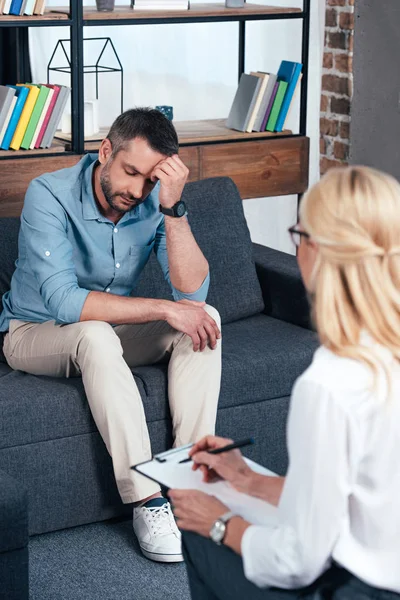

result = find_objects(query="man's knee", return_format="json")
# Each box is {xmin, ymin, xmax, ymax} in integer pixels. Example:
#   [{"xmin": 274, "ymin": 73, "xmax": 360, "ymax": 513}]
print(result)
[
  {"xmin": 76, "ymin": 320, "xmax": 120, "ymax": 351},
  {"xmin": 204, "ymin": 305, "xmax": 221, "ymax": 328}
]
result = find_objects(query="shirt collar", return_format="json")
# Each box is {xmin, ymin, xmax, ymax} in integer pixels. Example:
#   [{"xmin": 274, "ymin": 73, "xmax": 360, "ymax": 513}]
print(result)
[{"xmin": 82, "ymin": 155, "xmax": 106, "ymax": 221}]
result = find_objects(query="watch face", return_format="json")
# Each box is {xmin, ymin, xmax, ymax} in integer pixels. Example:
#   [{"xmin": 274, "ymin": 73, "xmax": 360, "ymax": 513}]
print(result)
[
  {"xmin": 176, "ymin": 202, "xmax": 186, "ymax": 217},
  {"xmin": 210, "ymin": 520, "xmax": 226, "ymax": 544}
]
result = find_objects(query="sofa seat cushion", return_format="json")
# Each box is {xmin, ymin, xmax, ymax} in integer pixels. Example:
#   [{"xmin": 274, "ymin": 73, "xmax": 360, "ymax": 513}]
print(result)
[
  {"xmin": 0, "ymin": 370, "xmax": 149, "ymax": 451},
  {"xmin": 132, "ymin": 314, "xmax": 318, "ymax": 417},
  {"xmin": 0, "ymin": 315, "xmax": 318, "ymax": 451}
]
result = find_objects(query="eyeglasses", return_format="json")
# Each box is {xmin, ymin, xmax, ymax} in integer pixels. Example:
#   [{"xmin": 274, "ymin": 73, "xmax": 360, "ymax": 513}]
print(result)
[{"xmin": 288, "ymin": 225, "xmax": 310, "ymax": 248}]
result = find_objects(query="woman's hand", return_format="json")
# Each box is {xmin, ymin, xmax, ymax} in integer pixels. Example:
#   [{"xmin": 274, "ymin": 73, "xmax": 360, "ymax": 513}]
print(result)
[
  {"xmin": 189, "ymin": 435, "xmax": 254, "ymax": 494},
  {"xmin": 169, "ymin": 489, "xmax": 229, "ymax": 537}
]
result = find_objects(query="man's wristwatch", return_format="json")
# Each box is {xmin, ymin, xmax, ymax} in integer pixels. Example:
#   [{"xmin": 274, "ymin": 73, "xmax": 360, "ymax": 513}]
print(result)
[
  {"xmin": 209, "ymin": 511, "xmax": 235, "ymax": 545},
  {"xmin": 159, "ymin": 200, "xmax": 187, "ymax": 218}
]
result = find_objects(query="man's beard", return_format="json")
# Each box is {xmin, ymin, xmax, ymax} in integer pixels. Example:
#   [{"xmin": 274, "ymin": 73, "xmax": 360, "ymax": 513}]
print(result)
[{"xmin": 100, "ymin": 162, "xmax": 141, "ymax": 214}]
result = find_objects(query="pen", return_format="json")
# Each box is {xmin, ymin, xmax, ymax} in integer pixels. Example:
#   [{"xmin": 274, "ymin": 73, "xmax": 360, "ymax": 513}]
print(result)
[{"xmin": 178, "ymin": 437, "xmax": 254, "ymax": 464}]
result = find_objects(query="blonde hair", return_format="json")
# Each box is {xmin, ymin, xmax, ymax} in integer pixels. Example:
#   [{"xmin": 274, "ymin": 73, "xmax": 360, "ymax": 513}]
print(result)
[{"xmin": 300, "ymin": 165, "xmax": 400, "ymax": 387}]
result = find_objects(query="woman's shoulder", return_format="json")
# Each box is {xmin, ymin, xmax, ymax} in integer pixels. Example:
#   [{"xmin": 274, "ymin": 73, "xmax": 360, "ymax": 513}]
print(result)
[{"xmin": 295, "ymin": 345, "xmax": 375, "ymax": 406}]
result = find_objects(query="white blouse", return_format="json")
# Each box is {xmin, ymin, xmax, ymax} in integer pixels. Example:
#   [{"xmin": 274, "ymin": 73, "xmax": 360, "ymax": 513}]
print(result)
[{"xmin": 241, "ymin": 341, "xmax": 400, "ymax": 592}]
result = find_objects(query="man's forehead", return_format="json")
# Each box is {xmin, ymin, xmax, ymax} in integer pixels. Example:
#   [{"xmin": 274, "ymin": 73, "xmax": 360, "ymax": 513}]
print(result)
[{"xmin": 119, "ymin": 139, "xmax": 166, "ymax": 174}]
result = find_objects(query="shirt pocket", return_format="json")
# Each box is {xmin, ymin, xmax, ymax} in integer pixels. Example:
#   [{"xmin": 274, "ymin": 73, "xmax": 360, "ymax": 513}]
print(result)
[{"xmin": 129, "ymin": 240, "xmax": 155, "ymax": 278}]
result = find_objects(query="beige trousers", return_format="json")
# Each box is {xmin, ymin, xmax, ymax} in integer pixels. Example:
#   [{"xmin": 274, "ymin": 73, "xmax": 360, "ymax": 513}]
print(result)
[{"xmin": 3, "ymin": 305, "xmax": 221, "ymax": 503}]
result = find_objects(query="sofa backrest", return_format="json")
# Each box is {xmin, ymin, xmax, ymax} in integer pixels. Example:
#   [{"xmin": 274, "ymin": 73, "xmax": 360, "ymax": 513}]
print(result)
[{"xmin": 0, "ymin": 177, "xmax": 264, "ymax": 336}]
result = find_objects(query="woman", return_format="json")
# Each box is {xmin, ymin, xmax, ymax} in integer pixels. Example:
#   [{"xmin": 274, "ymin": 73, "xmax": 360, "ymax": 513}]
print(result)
[{"xmin": 170, "ymin": 166, "xmax": 400, "ymax": 599}]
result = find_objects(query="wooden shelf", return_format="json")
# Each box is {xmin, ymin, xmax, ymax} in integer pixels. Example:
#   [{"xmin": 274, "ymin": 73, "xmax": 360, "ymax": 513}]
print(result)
[
  {"xmin": 0, "ymin": 9, "xmax": 70, "ymax": 24},
  {"xmin": 0, "ymin": 138, "xmax": 68, "ymax": 159},
  {"xmin": 85, "ymin": 3, "xmax": 301, "ymax": 20},
  {"xmin": 54, "ymin": 119, "xmax": 293, "ymax": 151},
  {"xmin": 50, "ymin": 3, "xmax": 301, "ymax": 23}
]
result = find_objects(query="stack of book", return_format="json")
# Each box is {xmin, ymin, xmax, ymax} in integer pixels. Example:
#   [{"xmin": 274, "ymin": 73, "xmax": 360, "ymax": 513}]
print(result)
[
  {"xmin": 0, "ymin": 84, "xmax": 70, "ymax": 151},
  {"xmin": 226, "ymin": 60, "xmax": 303, "ymax": 134},
  {"xmin": 133, "ymin": 0, "xmax": 189, "ymax": 10},
  {"xmin": 0, "ymin": 0, "xmax": 47, "ymax": 16}
]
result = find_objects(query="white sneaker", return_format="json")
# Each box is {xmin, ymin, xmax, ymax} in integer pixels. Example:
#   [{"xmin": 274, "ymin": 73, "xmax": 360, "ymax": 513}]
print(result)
[{"xmin": 133, "ymin": 497, "xmax": 183, "ymax": 563}]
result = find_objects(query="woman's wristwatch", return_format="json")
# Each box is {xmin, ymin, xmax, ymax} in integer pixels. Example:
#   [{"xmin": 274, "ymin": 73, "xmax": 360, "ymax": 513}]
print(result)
[{"xmin": 209, "ymin": 511, "xmax": 236, "ymax": 545}]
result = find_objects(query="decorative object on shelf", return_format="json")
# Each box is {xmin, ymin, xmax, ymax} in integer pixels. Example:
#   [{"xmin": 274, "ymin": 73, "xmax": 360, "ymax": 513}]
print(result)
[
  {"xmin": 48, "ymin": 37, "xmax": 123, "ymax": 143},
  {"xmin": 155, "ymin": 105, "xmax": 173, "ymax": 121},
  {"xmin": 225, "ymin": 0, "xmax": 244, "ymax": 7},
  {"xmin": 61, "ymin": 99, "xmax": 99, "ymax": 138},
  {"xmin": 95, "ymin": 0, "xmax": 115, "ymax": 12}
]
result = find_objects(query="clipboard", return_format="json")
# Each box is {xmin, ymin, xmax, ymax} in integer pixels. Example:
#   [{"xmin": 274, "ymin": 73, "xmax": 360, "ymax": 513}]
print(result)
[{"xmin": 132, "ymin": 445, "xmax": 279, "ymax": 527}]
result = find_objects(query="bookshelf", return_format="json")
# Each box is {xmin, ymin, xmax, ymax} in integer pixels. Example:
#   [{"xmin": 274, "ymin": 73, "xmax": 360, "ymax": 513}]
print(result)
[{"xmin": 0, "ymin": 1, "xmax": 310, "ymax": 214}]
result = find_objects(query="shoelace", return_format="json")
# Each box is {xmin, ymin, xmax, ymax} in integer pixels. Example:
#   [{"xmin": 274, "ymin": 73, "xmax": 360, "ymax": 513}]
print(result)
[{"xmin": 143, "ymin": 504, "xmax": 177, "ymax": 536}]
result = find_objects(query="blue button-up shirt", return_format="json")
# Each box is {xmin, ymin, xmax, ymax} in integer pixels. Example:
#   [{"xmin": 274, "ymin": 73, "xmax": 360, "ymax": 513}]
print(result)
[{"xmin": 0, "ymin": 154, "xmax": 209, "ymax": 331}]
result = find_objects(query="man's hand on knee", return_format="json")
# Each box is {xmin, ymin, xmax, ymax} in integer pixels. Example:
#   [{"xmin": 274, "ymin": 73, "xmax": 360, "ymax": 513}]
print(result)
[{"xmin": 165, "ymin": 300, "xmax": 221, "ymax": 352}]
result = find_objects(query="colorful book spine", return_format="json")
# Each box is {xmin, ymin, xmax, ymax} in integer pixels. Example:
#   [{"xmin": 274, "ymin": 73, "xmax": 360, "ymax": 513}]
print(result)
[
  {"xmin": 266, "ymin": 81, "xmax": 288, "ymax": 132},
  {"xmin": 9, "ymin": 0, "xmax": 23, "ymax": 14},
  {"xmin": 20, "ymin": 84, "xmax": 50, "ymax": 149},
  {"xmin": 10, "ymin": 84, "xmax": 40, "ymax": 150},
  {"xmin": 260, "ymin": 81, "xmax": 279, "ymax": 132},
  {"xmin": 275, "ymin": 62, "xmax": 302, "ymax": 132},
  {"xmin": 0, "ymin": 97, "xmax": 17, "ymax": 147},
  {"xmin": 30, "ymin": 87, "xmax": 54, "ymax": 149},
  {"xmin": 0, "ymin": 86, "xmax": 29, "ymax": 151},
  {"xmin": 35, "ymin": 85, "xmax": 60, "ymax": 149}
]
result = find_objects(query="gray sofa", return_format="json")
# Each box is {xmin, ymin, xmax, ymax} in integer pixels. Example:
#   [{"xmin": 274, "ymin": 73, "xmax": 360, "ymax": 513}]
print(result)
[{"xmin": 0, "ymin": 177, "xmax": 317, "ymax": 599}]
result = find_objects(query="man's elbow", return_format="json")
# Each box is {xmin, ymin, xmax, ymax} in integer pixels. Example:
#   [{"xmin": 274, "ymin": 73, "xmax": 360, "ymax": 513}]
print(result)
[{"xmin": 43, "ymin": 285, "xmax": 89, "ymax": 325}]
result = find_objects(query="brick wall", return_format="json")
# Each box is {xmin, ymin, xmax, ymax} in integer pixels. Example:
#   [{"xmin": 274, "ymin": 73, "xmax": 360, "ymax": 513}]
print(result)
[{"xmin": 320, "ymin": 0, "xmax": 355, "ymax": 174}]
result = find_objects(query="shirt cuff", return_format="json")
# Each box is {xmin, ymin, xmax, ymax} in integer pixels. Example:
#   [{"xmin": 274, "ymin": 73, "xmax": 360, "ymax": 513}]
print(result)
[
  {"xmin": 54, "ymin": 287, "xmax": 91, "ymax": 324},
  {"xmin": 171, "ymin": 272, "xmax": 210, "ymax": 302}
]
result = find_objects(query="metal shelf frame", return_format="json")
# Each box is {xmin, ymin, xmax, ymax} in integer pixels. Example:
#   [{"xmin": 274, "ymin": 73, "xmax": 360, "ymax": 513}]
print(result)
[{"xmin": 0, "ymin": 0, "xmax": 310, "ymax": 160}]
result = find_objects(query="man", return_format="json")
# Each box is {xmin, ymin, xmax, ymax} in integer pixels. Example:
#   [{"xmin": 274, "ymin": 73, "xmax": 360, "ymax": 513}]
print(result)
[{"xmin": 0, "ymin": 108, "xmax": 222, "ymax": 563}]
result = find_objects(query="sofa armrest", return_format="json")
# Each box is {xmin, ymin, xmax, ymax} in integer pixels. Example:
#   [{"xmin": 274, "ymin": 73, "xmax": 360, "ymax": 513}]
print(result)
[
  {"xmin": 253, "ymin": 243, "xmax": 312, "ymax": 330},
  {"xmin": 0, "ymin": 469, "xmax": 29, "ymax": 600}
]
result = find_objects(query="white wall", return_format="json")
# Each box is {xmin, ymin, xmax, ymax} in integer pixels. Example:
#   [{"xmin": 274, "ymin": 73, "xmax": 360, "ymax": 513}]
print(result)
[{"xmin": 29, "ymin": 0, "xmax": 324, "ymax": 254}]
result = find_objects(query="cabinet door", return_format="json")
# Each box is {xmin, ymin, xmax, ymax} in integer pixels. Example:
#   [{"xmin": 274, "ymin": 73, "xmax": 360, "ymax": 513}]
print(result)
[{"xmin": 199, "ymin": 137, "xmax": 309, "ymax": 199}]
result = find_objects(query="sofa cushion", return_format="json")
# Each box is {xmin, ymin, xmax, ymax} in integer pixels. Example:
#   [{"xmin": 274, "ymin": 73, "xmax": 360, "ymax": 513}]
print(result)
[
  {"xmin": 134, "ymin": 177, "xmax": 264, "ymax": 324},
  {"xmin": 0, "ymin": 314, "xmax": 317, "ymax": 451}
]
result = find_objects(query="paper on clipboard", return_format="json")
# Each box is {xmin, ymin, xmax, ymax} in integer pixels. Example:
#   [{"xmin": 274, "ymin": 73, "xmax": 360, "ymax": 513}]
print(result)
[{"xmin": 132, "ymin": 446, "xmax": 278, "ymax": 527}]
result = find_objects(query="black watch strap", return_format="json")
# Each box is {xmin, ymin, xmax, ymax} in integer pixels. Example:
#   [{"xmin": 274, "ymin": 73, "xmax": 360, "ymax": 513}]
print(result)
[
  {"xmin": 160, "ymin": 205, "xmax": 175, "ymax": 217},
  {"xmin": 159, "ymin": 200, "xmax": 187, "ymax": 218}
]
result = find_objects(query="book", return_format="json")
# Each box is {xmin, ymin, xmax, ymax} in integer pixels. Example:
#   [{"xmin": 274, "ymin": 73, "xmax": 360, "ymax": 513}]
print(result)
[
  {"xmin": 252, "ymin": 73, "xmax": 277, "ymax": 132},
  {"xmin": 30, "ymin": 87, "xmax": 54, "ymax": 149},
  {"xmin": 35, "ymin": 84, "xmax": 60, "ymax": 148},
  {"xmin": 9, "ymin": 0, "xmax": 23, "ymax": 14},
  {"xmin": 266, "ymin": 80, "xmax": 288, "ymax": 132},
  {"xmin": 282, "ymin": 72, "xmax": 303, "ymax": 130},
  {"xmin": 0, "ymin": 97, "xmax": 17, "ymax": 147},
  {"xmin": 260, "ymin": 80, "xmax": 279, "ymax": 131},
  {"xmin": 0, "ymin": 86, "xmax": 16, "ymax": 133},
  {"xmin": 133, "ymin": 444, "xmax": 278, "ymax": 527},
  {"xmin": 20, "ymin": 85, "xmax": 50, "ymax": 149},
  {"xmin": 2, "ymin": 0, "xmax": 13, "ymax": 13},
  {"xmin": 0, "ymin": 0, "xmax": 7, "ymax": 13},
  {"xmin": 41, "ymin": 85, "xmax": 70, "ymax": 148},
  {"xmin": 19, "ymin": 0, "xmax": 28, "ymax": 14},
  {"xmin": 0, "ymin": 85, "xmax": 29, "ymax": 151},
  {"xmin": 23, "ymin": 0, "xmax": 37, "ymax": 14},
  {"xmin": 275, "ymin": 61, "xmax": 302, "ymax": 132},
  {"xmin": 33, "ymin": 0, "xmax": 45, "ymax": 15},
  {"xmin": 246, "ymin": 72, "xmax": 270, "ymax": 133},
  {"xmin": 10, "ymin": 84, "xmax": 40, "ymax": 151},
  {"xmin": 226, "ymin": 73, "xmax": 262, "ymax": 132}
]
